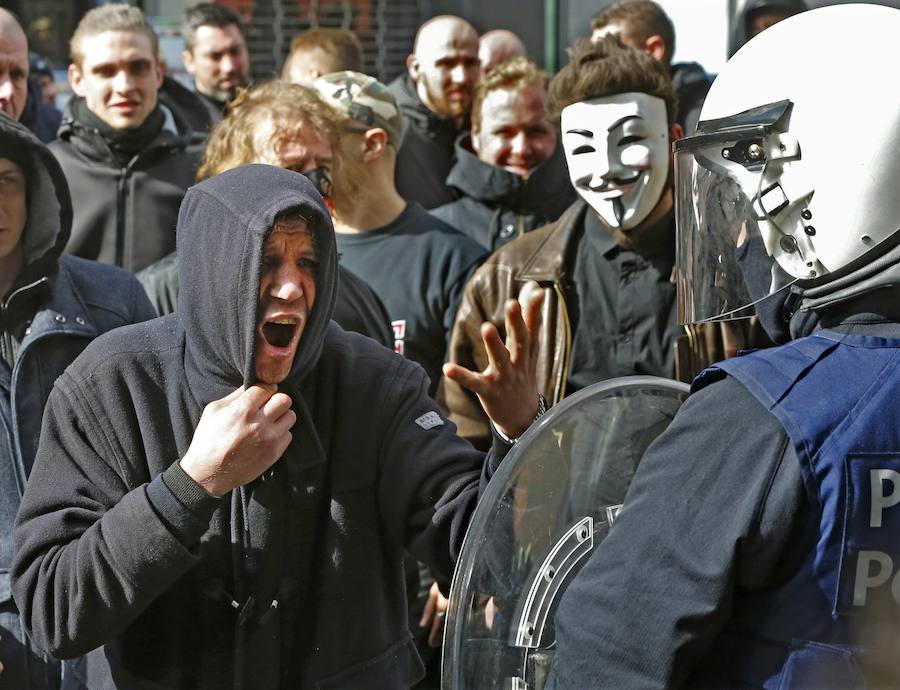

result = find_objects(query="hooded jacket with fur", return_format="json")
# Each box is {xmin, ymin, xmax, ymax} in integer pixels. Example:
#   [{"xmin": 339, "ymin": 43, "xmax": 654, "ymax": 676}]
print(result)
[{"xmin": 12, "ymin": 164, "xmax": 485, "ymax": 690}]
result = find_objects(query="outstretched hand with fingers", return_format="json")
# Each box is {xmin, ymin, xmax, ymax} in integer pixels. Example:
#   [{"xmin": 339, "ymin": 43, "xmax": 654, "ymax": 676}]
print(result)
[{"xmin": 443, "ymin": 281, "xmax": 544, "ymax": 441}]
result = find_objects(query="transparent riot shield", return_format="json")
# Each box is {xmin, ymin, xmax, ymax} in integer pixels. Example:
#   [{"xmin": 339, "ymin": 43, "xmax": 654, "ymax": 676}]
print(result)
[{"xmin": 442, "ymin": 376, "xmax": 689, "ymax": 690}]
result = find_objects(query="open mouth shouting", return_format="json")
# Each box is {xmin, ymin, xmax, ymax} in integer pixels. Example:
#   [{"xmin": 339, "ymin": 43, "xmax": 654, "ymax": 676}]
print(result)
[
  {"xmin": 254, "ymin": 311, "xmax": 306, "ymax": 384},
  {"xmin": 259, "ymin": 314, "xmax": 302, "ymax": 351}
]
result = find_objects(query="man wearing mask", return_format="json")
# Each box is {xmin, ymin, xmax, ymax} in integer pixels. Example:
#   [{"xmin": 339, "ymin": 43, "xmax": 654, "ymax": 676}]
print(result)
[
  {"xmin": 180, "ymin": 3, "xmax": 250, "ymax": 124},
  {"xmin": 432, "ymin": 56, "xmax": 574, "ymax": 251},
  {"xmin": 552, "ymin": 6, "xmax": 900, "ymax": 687},
  {"xmin": 389, "ymin": 15, "xmax": 480, "ymax": 209},
  {"xmin": 51, "ymin": 4, "xmax": 205, "ymax": 272},
  {"xmin": 441, "ymin": 37, "xmax": 753, "ymax": 450},
  {"xmin": 0, "ymin": 114, "xmax": 154, "ymax": 689}
]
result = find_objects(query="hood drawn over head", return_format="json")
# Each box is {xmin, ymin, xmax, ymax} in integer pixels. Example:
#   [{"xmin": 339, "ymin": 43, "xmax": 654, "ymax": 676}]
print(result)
[
  {"xmin": 177, "ymin": 164, "xmax": 338, "ymax": 393},
  {"xmin": 0, "ymin": 112, "xmax": 71, "ymax": 277}
]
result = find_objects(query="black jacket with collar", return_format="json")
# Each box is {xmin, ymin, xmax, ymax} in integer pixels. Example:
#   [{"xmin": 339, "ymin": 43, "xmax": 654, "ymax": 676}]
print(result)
[
  {"xmin": 389, "ymin": 74, "xmax": 464, "ymax": 210},
  {"xmin": 0, "ymin": 114, "xmax": 154, "ymax": 690},
  {"xmin": 431, "ymin": 136, "xmax": 574, "ymax": 251},
  {"xmin": 50, "ymin": 98, "xmax": 206, "ymax": 273},
  {"xmin": 12, "ymin": 165, "xmax": 486, "ymax": 690}
]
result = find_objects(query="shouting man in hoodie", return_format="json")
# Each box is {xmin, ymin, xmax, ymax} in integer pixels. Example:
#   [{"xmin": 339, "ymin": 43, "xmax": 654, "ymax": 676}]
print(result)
[
  {"xmin": 0, "ymin": 113, "xmax": 154, "ymax": 689},
  {"xmin": 11, "ymin": 163, "xmax": 544, "ymax": 689}
]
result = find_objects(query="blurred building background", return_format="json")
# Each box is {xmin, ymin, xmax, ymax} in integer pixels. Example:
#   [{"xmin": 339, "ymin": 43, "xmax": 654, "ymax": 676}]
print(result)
[{"xmin": 3, "ymin": 0, "xmax": 899, "ymax": 109}]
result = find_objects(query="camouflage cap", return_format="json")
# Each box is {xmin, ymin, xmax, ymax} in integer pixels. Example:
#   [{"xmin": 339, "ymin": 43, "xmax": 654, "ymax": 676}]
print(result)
[{"xmin": 311, "ymin": 71, "xmax": 406, "ymax": 149}]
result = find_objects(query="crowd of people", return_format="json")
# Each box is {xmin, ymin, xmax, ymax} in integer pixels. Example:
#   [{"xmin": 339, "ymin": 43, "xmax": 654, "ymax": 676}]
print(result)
[{"xmin": 4, "ymin": 0, "xmax": 900, "ymax": 688}]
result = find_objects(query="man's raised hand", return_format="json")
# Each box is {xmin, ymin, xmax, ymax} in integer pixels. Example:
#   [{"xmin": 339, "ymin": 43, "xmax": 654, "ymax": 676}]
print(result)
[
  {"xmin": 443, "ymin": 281, "xmax": 544, "ymax": 441},
  {"xmin": 180, "ymin": 385, "xmax": 295, "ymax": 497}
]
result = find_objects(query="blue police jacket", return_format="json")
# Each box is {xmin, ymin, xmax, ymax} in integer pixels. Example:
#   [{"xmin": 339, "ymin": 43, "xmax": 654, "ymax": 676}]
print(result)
[{"xmin": 693, "ymin": 329, "xmax": 900, "ymax": 689}]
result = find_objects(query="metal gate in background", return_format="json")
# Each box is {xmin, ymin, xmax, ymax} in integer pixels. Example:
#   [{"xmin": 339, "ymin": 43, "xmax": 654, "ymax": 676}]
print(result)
[{"xmin": 245, "ymin": 0, "xmax": 423, "ymax": 84}]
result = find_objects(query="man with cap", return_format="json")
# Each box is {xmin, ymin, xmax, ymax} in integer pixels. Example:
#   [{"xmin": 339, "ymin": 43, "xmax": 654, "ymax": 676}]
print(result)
[
  {"xmin": 312, "ymin": 70, "xmax": 486, "ymax": 398},
  {"xmin": 0, "ymin": 113, "xmax": 154, "ymax": 689},
  {"xmin": 11, "ymin": 161, "xmax": 543, "ymax": 689}
]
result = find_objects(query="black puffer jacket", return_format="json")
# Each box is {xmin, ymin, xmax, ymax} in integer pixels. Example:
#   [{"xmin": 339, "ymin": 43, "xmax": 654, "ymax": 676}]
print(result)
[
  {"xmin": 50, "ymin": 98, "xmax": 206, "ymax": 272},
  {"xmin": 431, "ymin": 136, "xmax": 574, "ymax": 252},
  {"xmin": 12, "ymin": 165, "xmax": 486, "ymax": 689},
  {"xmin": 389, "ymin": 74, "xmax": 464, "ymax": 210}
]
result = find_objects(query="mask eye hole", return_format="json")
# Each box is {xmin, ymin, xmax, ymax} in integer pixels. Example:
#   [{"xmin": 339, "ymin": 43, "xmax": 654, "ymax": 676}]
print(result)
[{"xmin": 572, "ymin": 145, "xmax": 595, "ymax": 155}]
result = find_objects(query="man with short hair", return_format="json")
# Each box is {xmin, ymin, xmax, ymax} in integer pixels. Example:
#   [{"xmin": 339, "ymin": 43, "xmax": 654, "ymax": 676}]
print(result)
[
  {"xmin": 312, "ymin": 71, "xmax": 486, "ymax": 396},
  {"xmin": 389, "ymin": 15, "xmax": 480, "ymax": 209},
  {"xmin": 180, "ymin": 3, "xmax": 250, "ymax": 122},
  {"xmin": 441, "ymin": 37, "xmax": 760, "ymax": 451},
  {"xmin": 281, "ymin": 27, "xmax": 363, "ymax": 85},
  {"xmin": 0, "ymin": 9, "xmax": 59, "ymax": 143},
  {"xmin": 11, "ymin": 161, "xmax": 542, "ymax": 689},
  {"xmin": 591, "ymin": 0, "xmax": 711, "ymax": 134},
  {"xmin": 0, "ymin": 114, "xmax": 154, "ymax": 690},
  {"xmin": 478, "ymin": 29, "xmax": 527, "ymax": 73},
  {"xmin": 432, "ymin": 56, "xmax": 574, "ymax": 251},
  {"xmin": 51, "ymin": 4, "xmax": 205, "ymax": 272}
]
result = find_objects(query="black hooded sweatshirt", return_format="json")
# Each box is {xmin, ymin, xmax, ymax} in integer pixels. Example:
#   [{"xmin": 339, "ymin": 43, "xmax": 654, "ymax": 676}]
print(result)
[{"xmin": 12, "ymin": 165, "xmax": 486, "ymax": 689}]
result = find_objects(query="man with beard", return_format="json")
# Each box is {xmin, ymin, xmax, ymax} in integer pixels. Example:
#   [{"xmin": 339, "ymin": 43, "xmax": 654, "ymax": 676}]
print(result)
[
  {"xmin": 441, "ymin": 37, "xmax": 755, "ymax": 450},
  {"xmin": 0, "ymin": 115, "xmax": 154, "ymax": 689},
  {"xmin": 432, "ymin": 56, "xmax": 574, "ymax": 251},
  {"xmin": 51, "ymin": 4, "xmax": 205, "ymax": 272},
  {"xmin": 180, "ymin": 3, "xmax": 250, "ymax": 124},
  {"xmin": 137, "ymin": 80, "xmax": 393, "ymax": 350},
  {"xmin": 312, "ymin": 71, "xmax": 485, "ymax": 396},
  {"xmin": 11, "ymin": 162, "xmax": 544, "ymax": 690},
  {"xmin": 389, "ymin": 15, "xmax": 479, "ymax": 209}
]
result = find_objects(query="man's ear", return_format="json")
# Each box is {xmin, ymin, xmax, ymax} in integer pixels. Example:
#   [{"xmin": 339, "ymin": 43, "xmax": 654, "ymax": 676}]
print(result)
[
  {"xmin": 361, "ymin": 128, "xmax": 389, "ymax": 162},
  {"xmin": 155, "ymin": 59, "xmax": 165, "ymax": 89},
  {"xmin": 68, "ymin": 63, "xmax": 85, "ymax": 97},
  {"xmin": 182, "ymin": 50, "xmax": 196, "ymax": 76},
  {"xmin": 643, "ymin": 34, "xmax": 667, "ymax": 63},
  {"xmin": 668, "ymin": 122, "xmax": 684, "ymax": 162},
  {"xmin": 406, "ymin": 53, "xmax": 420, "ymax": 80}
]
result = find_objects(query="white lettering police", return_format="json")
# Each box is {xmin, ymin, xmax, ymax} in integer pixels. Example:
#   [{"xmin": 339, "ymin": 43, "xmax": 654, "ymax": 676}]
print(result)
[{"xmin": 853, "ymin": 469, "xmax": 900, "ymax": 606}]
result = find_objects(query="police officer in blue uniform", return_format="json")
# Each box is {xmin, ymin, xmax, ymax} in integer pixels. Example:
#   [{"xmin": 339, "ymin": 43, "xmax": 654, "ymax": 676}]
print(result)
[{"xmin": 548, "ymin": 5, "xmax": 900, "ymax": 688}]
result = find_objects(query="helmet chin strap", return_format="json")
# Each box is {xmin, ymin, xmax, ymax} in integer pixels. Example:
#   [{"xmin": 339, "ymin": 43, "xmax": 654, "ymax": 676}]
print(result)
[{"xmin": 800, "ymin": 235, "xmax": 900, "ymax": 312}]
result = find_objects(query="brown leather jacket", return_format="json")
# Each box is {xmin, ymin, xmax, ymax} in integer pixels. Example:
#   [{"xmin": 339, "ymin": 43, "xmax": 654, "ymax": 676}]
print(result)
[{"xmin": 437, "ymin": 200, "xmax": 769, "ymax": 450}]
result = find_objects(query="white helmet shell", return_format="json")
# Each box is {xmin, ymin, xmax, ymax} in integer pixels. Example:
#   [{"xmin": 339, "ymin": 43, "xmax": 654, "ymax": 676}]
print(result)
[{"xmin": 698, "ymin": 3, "xmax": 900, "ymax": 278}]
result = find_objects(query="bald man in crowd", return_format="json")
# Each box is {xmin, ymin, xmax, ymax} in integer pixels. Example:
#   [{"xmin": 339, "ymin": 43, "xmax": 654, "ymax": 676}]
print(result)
[
  {"xmin": 0, "ymin": 9, "xmax": 60, "ymax": 142},
  {"xmin": 388, "ymin": 15, "xmax": 479, "ymax": 209},
  {"xmin": 479, "ymin": 29, "xmax": 527, "ymax": 73}
]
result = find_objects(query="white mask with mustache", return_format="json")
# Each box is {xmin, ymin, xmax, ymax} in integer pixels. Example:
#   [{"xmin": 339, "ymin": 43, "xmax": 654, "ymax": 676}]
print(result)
[{"xmin": 561, "ymin": 93, "xmax": 669, "ymax": 230}]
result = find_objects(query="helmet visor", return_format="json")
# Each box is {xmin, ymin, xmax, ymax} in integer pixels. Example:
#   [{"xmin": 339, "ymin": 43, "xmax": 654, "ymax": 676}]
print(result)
[{"xmin": 674, "ymin": 101, "xmax": 798, "ymax": 324}]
